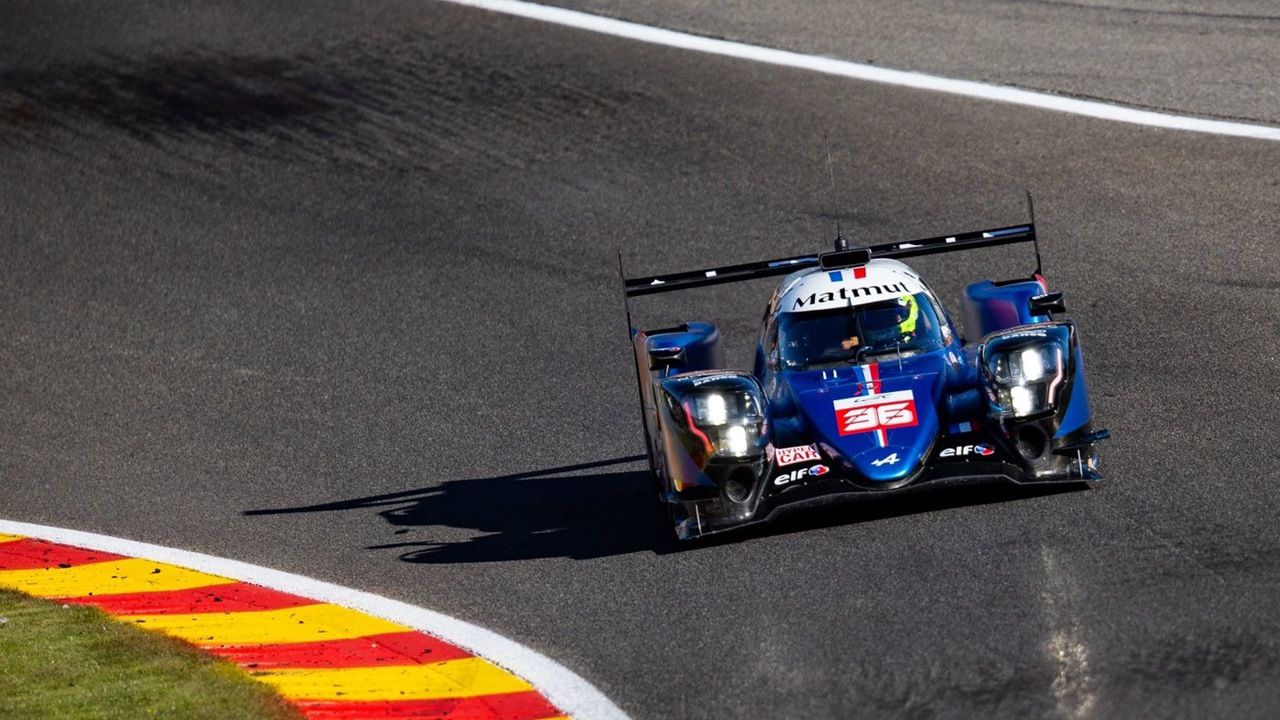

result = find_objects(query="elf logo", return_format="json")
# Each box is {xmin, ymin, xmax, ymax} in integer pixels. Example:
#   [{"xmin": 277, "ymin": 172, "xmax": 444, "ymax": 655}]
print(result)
[
  {"xmin": 940, "ymin": 443, "xmax": 995, "ymax": 458},
  {"xmin": 773, "ymin": 464, "xmax": 830, "ymax": 486}
]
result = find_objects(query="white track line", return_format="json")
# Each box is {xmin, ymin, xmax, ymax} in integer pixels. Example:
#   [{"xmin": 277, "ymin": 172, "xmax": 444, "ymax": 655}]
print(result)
[
  {"xmin": 0, "ymin": 519, "xmax": 630, "ymax": 720},
  {"xmin": 440, "ymin": 0, "xmax": 1280, "ymax": 142}
]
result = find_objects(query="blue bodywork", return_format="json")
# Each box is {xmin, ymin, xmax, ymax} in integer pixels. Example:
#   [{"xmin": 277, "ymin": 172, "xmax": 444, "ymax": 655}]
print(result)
[{"xmin": 765, "ymin": 353, "xmax": 952, "ymax": 484}]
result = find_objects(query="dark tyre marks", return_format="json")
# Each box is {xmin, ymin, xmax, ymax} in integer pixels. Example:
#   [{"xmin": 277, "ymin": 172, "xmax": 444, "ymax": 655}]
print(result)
[{"xmin": 1, "ymin": 35, "xmax": 648, "ymax": 175}]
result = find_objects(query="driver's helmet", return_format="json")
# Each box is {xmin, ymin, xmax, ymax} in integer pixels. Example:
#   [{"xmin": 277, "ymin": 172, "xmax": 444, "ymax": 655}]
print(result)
[{"xmin": 862, "ymin": 294, "xmax": 919, "ymax": 345}]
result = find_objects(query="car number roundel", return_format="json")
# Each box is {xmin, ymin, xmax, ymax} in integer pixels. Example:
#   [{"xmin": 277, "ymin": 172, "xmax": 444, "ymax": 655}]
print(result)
[{"xmin": 833, "ymin": 390, "xmax": 919, "ymax": 436}]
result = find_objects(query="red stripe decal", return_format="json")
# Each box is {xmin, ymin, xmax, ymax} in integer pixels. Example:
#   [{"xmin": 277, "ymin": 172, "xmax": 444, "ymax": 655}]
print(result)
[
  {"xmin": 681, "ymin": 400, "xmax": 715, "ymax": 457},
  {"xmin": 59, "ymin": 581, "xmax": 316, "ymax": 615},
  {"xmin": 209, "ymin": 631, "xmax": 472, "ymax": 669},
  {"xmin": 292, "ymin": 691, "xmax": 562, "ymax": 720},
  {"xmin": 0, "ymin": 538, "xmax": 127, "ymax": 570}
]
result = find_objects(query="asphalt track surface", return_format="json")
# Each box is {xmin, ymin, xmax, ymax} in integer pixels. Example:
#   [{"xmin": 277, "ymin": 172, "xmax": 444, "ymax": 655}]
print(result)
[
  {"xmin": 546, "ymin": 0, "xmax": 1280, "ymax": 125},
  {"xmin": 2, "ymin": 2, "xmax": 1279, "ymax": 718}
]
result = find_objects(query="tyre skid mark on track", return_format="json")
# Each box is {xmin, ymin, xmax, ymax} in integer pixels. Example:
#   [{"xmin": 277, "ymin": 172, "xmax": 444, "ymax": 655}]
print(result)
[
  {"xmin": 0, "ymin": 40, "xmax": 646, "ymax": 176},
  {"xmin": 0, "ymin": 532, "xmax": 571, "ymax": 719},
  {"xmin": 1040, "ymin": 546, "xmax": 1097, "ymax": 719}
]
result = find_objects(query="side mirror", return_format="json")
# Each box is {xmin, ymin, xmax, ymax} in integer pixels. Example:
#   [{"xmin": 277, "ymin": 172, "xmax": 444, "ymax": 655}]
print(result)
[
  {"xmin": 647, "ymin": 345, "xmax": 685, "ymax": 371},
  {"xmin": 1029, "ymin": 292, "xmax": 1066, "ymax": 316}
]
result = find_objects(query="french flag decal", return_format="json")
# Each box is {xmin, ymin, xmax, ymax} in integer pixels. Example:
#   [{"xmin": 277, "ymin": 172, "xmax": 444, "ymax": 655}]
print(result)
[
  {"xmin": 858, "ymin": 363, "xmax": 888, "ymax": 447},
  {"xmin": 829, "ymin": 268, "xmax": 868, "ymax": 282},
  {"xmin": 856, "ymin": 362, "xmax": 882, "ymax": 396}
]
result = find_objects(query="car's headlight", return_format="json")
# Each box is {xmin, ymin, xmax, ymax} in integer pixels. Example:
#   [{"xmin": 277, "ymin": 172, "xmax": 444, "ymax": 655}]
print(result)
[
  {"xmin": 981, "ymin": 325, "xmax": 1071, "ymax": 419},
  {"xmin": 684, "ymin": 391, "xmax": 765, "ymax": 458}
]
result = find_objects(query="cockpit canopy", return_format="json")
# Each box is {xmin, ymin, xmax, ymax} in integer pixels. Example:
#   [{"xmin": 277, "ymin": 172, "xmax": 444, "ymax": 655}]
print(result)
[{"xmin": 778, "ymin": 291, "xmax": 948, "ymax": 370}]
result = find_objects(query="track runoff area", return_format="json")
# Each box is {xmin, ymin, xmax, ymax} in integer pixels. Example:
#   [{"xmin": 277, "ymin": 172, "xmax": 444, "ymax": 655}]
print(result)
[{"xmin": 0, "ymin": 521, "xmax": 629, "ymax": 720}]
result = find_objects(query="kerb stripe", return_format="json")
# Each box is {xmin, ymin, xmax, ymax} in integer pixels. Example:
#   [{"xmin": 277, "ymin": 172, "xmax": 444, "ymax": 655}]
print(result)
[
  {"xmin": 128, "ymin": 603, "xmax": 410, "ymax": 646},
  {"xmin": 254, "ymin": 658, "xmax": 533, "ymax": 701},
  {"xmin": 0, "ymin": 558, "xmax": 228, "ymax": 597},
  {"xmin": 0, "ymin": 538, "xmax": 126, "ymax": 570},
  {"xmin": 293, "ymin": 692, "xmax": 564, "ymax": 720},
  {"xmin": 60, "ymin": 581, "xmax": 316, "ymax": 615},
  {"xmin": 210, "ymin": 632, "xmax": 472, "ymax": 669}
]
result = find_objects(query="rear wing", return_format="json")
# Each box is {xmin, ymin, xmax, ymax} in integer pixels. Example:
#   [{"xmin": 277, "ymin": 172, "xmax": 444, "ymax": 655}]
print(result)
[{"xmin": 623, "ymin": 223, "xmax": 1041, "ymax": 297}]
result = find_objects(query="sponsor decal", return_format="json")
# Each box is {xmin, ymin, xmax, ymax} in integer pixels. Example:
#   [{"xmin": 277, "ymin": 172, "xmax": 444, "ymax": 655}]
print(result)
[
  {"xmin": 940, "ymin": 443, "xmax": 995, "ymax": 458},
  {"xmin": 774, "ymin": 444, "xmax": 821, "ymax": 467},
  {"xmin": 765, "ymin": 443, "xmax": 775, "ymax": 462},
  {"xmin": 691, "ymin": 372, "xmax": 739, "ymax": 386},
  {"xmin": 1000, "ymin": 329, "xmax": 1048, "ymax": 340},
  {"xmin": 870, "ymin": 452, "xmax": 900, "ymax": 467},
  {"xmin": 773, "ymin": 464, "xmax": 829, "ymax": 487},
  {"xmin": 833, "ymin": 390, "xmax": 919, "ymax": 438},
  {"xmin": 792, "ymin": 282, "xmax": 912, "ymax": 310}
]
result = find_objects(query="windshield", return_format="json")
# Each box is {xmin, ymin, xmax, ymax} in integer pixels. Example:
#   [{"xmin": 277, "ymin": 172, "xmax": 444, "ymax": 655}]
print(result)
[{"xmin": 777, "ymin": 291, "xmax": 947, "ymax": 370}]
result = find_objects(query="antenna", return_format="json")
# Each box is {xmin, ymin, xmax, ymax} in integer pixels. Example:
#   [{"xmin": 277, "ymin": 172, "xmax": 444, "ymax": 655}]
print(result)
[
  {"xmin": 827, "ymin": 149, "xmax": 848, "ymax": 251},
  {"xmin": 1025, "ymin": 191, "xmax": 1043, "ymax": 276}
]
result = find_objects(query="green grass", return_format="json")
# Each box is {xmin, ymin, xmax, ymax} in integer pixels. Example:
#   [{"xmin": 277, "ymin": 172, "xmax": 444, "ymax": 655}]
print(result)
[{"xmin": 0, "ymin": 589, "xmax": 302, "ymax": 720}]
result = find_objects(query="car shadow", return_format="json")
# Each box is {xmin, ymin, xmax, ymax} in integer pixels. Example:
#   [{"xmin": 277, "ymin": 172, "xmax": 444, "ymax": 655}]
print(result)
[
  {"xmin": 244, "ymin": 455, "xmax": 677, "ymax": 563},
  {"xmin": 244, "ymin": 456, "xmax": 1089, "ymax": 564},
  {"xmin": 703, "ymin": 479, "xmax": 1089, "ymax": 548}
]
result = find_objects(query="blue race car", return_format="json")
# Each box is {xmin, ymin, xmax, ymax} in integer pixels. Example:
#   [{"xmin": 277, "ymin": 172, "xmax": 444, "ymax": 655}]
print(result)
[{"xmin": 622, "ymin": 218, "xmax": 1109, "ymax": 540}]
